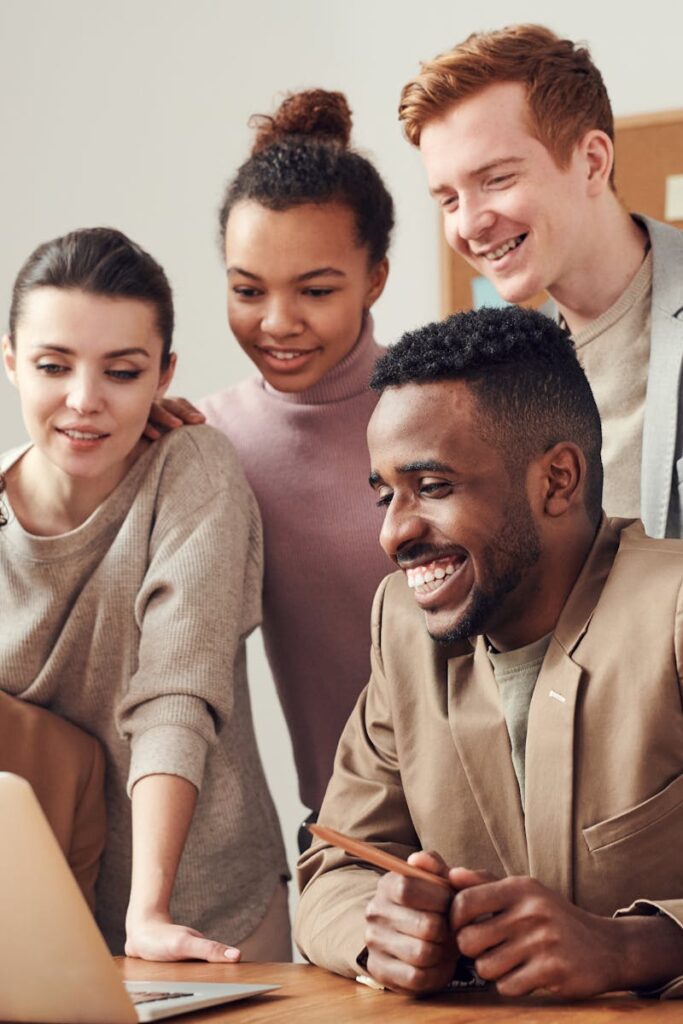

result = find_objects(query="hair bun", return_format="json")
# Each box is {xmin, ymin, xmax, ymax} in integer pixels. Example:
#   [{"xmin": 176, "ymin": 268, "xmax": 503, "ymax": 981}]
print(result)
[{"xmin": 250, "ymin": 89, "xmax": 352, "ymax": 154}]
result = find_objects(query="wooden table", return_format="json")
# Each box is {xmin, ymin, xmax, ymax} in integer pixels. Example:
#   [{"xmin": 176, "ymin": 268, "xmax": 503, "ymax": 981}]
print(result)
[{"xmin": 118, "ymin": 959, "xmax": 683, "ymax": 1022}]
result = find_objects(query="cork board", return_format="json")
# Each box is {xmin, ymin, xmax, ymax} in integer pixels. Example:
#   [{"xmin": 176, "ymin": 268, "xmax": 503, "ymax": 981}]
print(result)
[{"xmin": 440, "ymin": 109, "xmax": 683, "ymax": 316}]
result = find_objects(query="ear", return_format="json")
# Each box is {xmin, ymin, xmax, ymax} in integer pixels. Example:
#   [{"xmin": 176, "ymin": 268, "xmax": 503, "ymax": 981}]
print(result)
[
  {"xmin": 2, "ymin": 334, "xmax": 17, "ymax": 386},
  {"xmin": 364, "ymin": 258, "xmax": 390, "ymax": 310},
  {"xmin": 155, "ymin": 352, "xmax": 177, "ymax": 400},
  {"xmin": 578, "ymin": 130, "xmax": 613, "ymax": 198},
  {"xmin": 537, "ymin": 442, "xmax": 586, "ymax": 518}
]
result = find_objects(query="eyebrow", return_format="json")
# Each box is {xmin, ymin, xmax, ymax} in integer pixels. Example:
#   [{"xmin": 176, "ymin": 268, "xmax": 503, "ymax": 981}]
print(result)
[
  {"xmin": 227, "ymin": 266, "xmax": 346, "ymax": 282},
  {"xmin": 429, "ymin": 156, "xmax": 524, "ymax": 196},
  {"xmin": 32, "ymin": 344, "xmax": 152, "ymax": 359},
  {"xmin": 368, "ymin": 460, "xmax": 456, "ymax": 487}
]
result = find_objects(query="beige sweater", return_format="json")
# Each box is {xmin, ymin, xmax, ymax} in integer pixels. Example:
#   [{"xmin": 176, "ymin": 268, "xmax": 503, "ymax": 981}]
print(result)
[{"xmin": 0, "ymin": 425, "xmax": 288, "ymax": 952}]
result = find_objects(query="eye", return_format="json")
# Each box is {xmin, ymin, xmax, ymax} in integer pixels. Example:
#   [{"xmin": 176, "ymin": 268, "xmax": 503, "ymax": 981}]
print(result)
[
  {"xmin": 375, "ymin": 488, "xmax": 393, "ymax": 508},
  {"xmin": 106, "ymin": 369, "xmax": 142, "ymax": 381},
  {"xmin": 486, "ymin": 173, "xmax": 515, "ymax": 190},
  {"xmin": 36, "ymin": 361, "xmax": 68, "ymax": 375},
  {"xmin": 303, "ymin": 287, "xmax": 335, "ymax": 298},
  {"xmin": 440, "ymin": 194, "xmax": 458, "ymax": 211},
  {"xmin": 232, "ymin": 286, "xmax": 262, "ymax": 298},
  {"xmin": 419, "ymin": 479, "xmax": 452, "ymax": 498}
]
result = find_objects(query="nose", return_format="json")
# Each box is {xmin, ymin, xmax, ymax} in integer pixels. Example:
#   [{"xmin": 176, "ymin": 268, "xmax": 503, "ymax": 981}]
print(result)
[
  {"xmin": 453, "ymin": 194, "xmax": 496, "ymax": 244},
  {"xmin": 379, "ymin": 496, "xmax": 428, "ymax": 561},
  {"xmin": 65, "ymin": 370, "xmax": 105, "ymax": 415},
  {"xmin": 261, "ymin": 296, "xmax": 304, "ymax": 341}
]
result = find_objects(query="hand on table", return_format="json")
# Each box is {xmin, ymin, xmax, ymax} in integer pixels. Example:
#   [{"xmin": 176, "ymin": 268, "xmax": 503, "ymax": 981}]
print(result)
[
  {"xmin": 125, "ymin": 910, "xmax": 241, "ymax": 963},
  {"xmin": 450, "ymin": 867, "xmax": 628, "ymax": 998},
  {"xmin": 144, "ymin": 397, "xmax": 205, "ymax": 441},
  {"xmin": 364, "ymin": 851, "xmax": 458, "ymax": 995}
]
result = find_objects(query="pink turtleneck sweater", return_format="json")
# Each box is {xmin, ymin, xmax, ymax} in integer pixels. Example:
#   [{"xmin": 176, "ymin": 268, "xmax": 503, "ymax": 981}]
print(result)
[{"xmin": 199, "ymin": 318, "xmax": 392, "ymax": 811}]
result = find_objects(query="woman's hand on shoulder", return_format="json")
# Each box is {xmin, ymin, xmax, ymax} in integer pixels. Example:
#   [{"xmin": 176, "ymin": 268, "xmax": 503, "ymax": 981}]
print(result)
[
  {"xmin": 125, "ymin": 910, "xmax": 241, "ymax": 963},
  {"xmin": 144, "ymin": 397, "xmax": 205, "ymax": 441}
]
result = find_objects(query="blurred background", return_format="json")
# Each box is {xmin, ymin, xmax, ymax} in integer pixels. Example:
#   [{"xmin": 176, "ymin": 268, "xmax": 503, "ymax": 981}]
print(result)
[{"xmin": 2, "ymin": 0, "xmax": 682, "ymax": 945}]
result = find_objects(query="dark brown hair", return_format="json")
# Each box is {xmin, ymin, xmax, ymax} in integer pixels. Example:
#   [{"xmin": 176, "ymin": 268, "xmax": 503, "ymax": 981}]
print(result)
[
  {"xmin": 219, "ymin": 89, "xmax": 394, "ymax": 265},
  {"xmin": 399, "ymin": 24, "xmax": 615, "ymax": 186},
  {"xmin": 8, "ymin": 227, "xmax": 174, "ymax": 367}
]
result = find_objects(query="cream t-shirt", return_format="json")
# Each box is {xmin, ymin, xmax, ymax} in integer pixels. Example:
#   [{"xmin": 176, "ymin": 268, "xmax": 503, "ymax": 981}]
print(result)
[{"xmin": 572, "ymin": 251, "xmax": 653, "ymax": 520}]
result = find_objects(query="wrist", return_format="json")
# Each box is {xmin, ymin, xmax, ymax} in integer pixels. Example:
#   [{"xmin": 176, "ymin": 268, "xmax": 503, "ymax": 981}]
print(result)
[{"xmin": 613, "ymin": 913, "xmax": 683, "ymax": 992}]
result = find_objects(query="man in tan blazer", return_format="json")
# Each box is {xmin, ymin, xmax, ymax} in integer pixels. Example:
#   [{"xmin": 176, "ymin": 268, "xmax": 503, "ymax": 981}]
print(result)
[{"xmin": 296, "ymin": 306, "xmax": 683, "ymax": 999}]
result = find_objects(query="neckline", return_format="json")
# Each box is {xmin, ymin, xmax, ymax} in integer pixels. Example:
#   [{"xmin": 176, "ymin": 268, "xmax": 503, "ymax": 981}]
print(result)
[{"xmin": 260, "ymin": 313, "xmax": 382, "ymax": 405}]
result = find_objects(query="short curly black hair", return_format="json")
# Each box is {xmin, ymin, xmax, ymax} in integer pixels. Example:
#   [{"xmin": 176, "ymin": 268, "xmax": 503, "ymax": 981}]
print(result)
[{"xmin": 371, "ymin": 306, "xmax": 603, "ymax": 523}]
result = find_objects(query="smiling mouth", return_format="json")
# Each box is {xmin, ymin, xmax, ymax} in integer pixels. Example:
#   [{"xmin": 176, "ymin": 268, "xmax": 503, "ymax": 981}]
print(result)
[
  {"xmin": 474, "ymin": 233, "xmax": 527, "ymax": 262},
  {"xmin": 58, "ymin": 428, "xmax": 109, "ymax": 441},
  {"xmin": 257, "ymin": 346, "xmax": 319, "ymax": 362},
  {"xmin": 405, "ymin": 554, "xmax": 466, "ymax": 594}
]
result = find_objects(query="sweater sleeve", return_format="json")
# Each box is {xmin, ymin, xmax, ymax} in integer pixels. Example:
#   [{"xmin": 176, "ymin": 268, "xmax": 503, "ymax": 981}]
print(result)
[
  {"xmin": 295, "ymin": 575, "xmax": 420, "ymax": 977},
  {"xmin": 116, "ymin": 428, "xmax": 263, "ymax": 795}
]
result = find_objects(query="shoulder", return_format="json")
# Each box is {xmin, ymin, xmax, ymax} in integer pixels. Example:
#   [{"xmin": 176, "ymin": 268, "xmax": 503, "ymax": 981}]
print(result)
[
  {"xmin": 198, "ymin": 378, "xmax": 264, "ymax": 430},
  {"xmin": 151, "ymin": 424, "xmax": 247, "ymax": 485},
  {"xmin": 608, "ymin": 518, "xmax": 683, "ymax": 594},
  {"xmin": 141, "ymin": 425, "xmax": 256, "ymax": 521}
]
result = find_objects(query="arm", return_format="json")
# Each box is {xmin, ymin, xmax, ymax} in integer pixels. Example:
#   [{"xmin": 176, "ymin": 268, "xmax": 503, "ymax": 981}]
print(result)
[
  {"xmin": 450, "ymin": 868, "xmax": 683, "ymax": 998},
  {"xmin": 296, "ymin": 576, "xmax": 443, "ymax": 980},
  {"xmin": 125, "ymin": 774, "xmax": 239, "ymax": 962},
  {"xmin": 117, "ymin": 430, "xmax": 264, "ymax": 960}
]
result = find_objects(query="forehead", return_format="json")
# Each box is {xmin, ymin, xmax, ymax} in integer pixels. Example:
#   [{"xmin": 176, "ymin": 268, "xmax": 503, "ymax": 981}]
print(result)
[
  {"xmin": 368, "ymin": 379, "xmax": 500, "ymax": 471},
  {"xmin": 15, "ymin": 287, "xmax": 160, "ymax": 351},
  {"xmin": 225, "ymin": 200, "xmax": 364, "ymax": 273},
  {"xmin": 419, "ymin": 81, "xmax": 548, "ymax": 188}
]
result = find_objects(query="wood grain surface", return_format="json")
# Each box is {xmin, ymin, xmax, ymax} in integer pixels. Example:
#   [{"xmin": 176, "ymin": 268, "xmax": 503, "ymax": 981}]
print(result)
[{"xmin": 118, "ymin": 958, "xmax": 682, "ymax": 1022}]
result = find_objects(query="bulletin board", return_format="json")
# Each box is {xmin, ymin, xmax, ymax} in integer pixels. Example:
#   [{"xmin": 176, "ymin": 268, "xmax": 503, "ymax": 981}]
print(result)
[{"xmin": 440, "ymin": 109, "xmax": 683, "ymax": 316}]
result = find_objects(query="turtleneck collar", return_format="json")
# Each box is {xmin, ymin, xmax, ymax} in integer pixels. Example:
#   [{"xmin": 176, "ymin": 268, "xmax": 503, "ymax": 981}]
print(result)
[{"xmin": 261, "ymin": 313, "xmax": 383, "ymax": 405}]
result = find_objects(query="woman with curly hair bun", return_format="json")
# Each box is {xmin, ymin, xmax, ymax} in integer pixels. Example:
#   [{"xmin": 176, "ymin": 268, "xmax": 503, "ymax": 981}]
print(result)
[{"xmin": 153, "ymin": 90, "xmax": 396, "ymax": 850}]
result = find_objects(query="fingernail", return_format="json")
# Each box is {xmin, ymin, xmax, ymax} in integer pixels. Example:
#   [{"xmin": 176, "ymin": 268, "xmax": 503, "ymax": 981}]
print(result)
[{"xmin": 224, "ymin": 948, "xmax": 240, "ymax": 961}]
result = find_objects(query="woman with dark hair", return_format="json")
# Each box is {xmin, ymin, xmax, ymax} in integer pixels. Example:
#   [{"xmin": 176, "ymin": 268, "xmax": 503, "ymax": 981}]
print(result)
[
  {"xmin": 154, "ymin": 91, "xmax": 396, "ymax": 849},
  {"xmin": 0, "ymin": 227, "xmax": 289, "ymax": 960}
]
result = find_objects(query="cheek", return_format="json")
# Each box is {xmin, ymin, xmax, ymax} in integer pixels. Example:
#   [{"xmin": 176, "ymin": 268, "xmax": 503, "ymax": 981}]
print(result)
[{"xmin": 227, "ymin": 303, "xmax": 257, "ymax": 345}]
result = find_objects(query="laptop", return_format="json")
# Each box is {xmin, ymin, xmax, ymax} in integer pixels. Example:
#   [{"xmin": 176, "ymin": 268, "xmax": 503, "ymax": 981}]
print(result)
[{"xmin": 0, "ymin": 772, "xmax": 279, "ymax": 1022}]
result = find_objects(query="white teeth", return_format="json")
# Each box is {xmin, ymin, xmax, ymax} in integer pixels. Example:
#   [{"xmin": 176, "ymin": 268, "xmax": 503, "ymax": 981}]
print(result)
[
  {"xmin": 483, "ymin": 235, "xmax": 524, "ymax": 261},
  {"xmin": 406, "ymin": 559, "xmax": 460, "ymax": 591},
  {"xmin": 268, "ymin": 350, "xmax": 306, "ymax": 361},
  {"xmin": 63, "ymin": 430, "xmax": 102, "ymax": 440}
]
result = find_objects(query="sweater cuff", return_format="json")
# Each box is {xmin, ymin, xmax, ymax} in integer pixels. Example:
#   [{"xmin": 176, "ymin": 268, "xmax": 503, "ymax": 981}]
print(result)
[
  {"xmin": 127, "ymin": 724, "xmax": 209, "ymax": 796},
  {"xmin": 614, "ymin": 899, "xmax": 683, "ymax": 998}
]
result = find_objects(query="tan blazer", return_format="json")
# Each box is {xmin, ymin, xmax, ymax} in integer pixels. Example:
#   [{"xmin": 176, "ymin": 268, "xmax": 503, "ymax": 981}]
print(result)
[
  {"xmin": 0, "ymin": 693, "xmax": 106, "ymax": 909},
  {"xmin": 296, "ymin": 518, "xmax": 683, "ymax": 996}
]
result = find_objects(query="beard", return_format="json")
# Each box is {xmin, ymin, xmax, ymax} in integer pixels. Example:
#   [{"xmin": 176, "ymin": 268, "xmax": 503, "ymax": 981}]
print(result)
[{"xmin": 430, "ymin": 488, "xmax": 542, "ymax": 645}]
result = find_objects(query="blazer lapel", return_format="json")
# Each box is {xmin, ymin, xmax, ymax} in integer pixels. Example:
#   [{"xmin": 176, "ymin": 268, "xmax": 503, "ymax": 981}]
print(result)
[
  {"xmin": 524, "ymin": 641, "xmax": 583, "ymax": 900},
  {"xmin": 448, "ymin": 640, "xmax": 529, "ymax": 877},
  {"xmin": 639, "ymin": 215, "xmax": 683, "ymax": 538}
]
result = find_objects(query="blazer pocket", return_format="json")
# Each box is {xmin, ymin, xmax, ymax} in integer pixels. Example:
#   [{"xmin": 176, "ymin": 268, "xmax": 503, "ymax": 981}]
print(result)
[{"xmin": 583, "ymin": 773, "xmax": 683, "ymax": 853}]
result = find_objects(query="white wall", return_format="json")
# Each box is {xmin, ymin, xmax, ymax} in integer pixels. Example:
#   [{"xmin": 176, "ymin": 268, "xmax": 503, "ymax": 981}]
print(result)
[{"xmin": 1, "ymin": 0, "xmax": 682, "ymax": 945}]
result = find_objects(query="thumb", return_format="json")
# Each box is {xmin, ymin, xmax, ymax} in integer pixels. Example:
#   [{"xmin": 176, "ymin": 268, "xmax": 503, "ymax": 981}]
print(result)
[
  {"xmin": 448, "ymin": 866, "xmax": 499, "ymax": 889},
  {"xmin": 180, "ymin": 932, "xmax": 241, "ymax": 963},
  {"xmin": 407, "ymin": 849, "xmax": 450, "ymax": 877}
]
